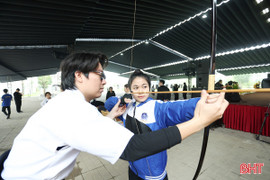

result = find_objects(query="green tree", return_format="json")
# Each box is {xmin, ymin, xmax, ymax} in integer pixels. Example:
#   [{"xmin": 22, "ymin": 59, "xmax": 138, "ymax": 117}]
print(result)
[{"xmin": 38, "ymin": 76, "xmax": 52, "ymax": 94}]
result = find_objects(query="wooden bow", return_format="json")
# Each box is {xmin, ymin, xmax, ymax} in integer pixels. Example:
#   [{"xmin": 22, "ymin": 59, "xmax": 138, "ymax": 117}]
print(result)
[{"xmin": 192, "ymin": 0, "xmax": 217, "ymax": 179}]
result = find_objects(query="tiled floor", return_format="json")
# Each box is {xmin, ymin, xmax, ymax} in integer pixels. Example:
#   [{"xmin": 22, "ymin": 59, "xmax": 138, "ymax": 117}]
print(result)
[{"xmin": 1, "ymin": 97, "xmax": 269, "ymax": 180}]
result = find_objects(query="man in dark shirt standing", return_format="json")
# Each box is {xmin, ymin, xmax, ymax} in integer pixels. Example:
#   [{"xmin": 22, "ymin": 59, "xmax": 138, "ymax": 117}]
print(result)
[
  {"xmin": 157, "ymin": 80, "xmax": 171, "ymax": 101},
  {"xmin": 13, "ymin": 88, "xmax": 23, "ymax": 113},
  {"xmin": 173, "ymin": 84, "xmax": 180, "ymax": 100},
  {"xmin": 106, "ymin": 87, "xmax": 116, "ymax": 100},
  {"xmin": 183, "ymin": 82, "xmax": 188, "ymax": 99},
  {"xmin": 215, "ymin": 80, "xmax": 224, "ymax": 90}
]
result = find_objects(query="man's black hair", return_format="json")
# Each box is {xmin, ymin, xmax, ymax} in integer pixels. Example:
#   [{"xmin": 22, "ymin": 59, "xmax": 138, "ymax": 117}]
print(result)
[
  {"xmin": 3, "ymin": 89, "xmax": 8, "ymax": 93},
  {"xmin": 45, "ymin": 92, "xmax": 51, "ymax": 97},
  {"xmin": 159, "ymin": 80, "xmax": 165, "ymax": 85},
  {"xmin": 128, "ymin": 69, "xmax": 151, "ymax": 91},
  {"xmin": 60, "ymin": 51, "xmax": 108, "ymax": 90}
]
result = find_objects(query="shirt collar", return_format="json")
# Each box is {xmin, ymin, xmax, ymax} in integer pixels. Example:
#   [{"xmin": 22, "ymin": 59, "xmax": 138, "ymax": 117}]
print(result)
[
  {"xmin": 65, "ymin": 89, "xmax": 86, "ymax": 101},
  {"xmin": 132, "ymin": 97, "xmax": 153, "ymax": 107}
]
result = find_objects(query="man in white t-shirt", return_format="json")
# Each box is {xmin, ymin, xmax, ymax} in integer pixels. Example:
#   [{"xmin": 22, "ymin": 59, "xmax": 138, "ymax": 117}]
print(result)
[{"xmin": 1, "ymin": 52, "xmax": 228, "ymax": 179}]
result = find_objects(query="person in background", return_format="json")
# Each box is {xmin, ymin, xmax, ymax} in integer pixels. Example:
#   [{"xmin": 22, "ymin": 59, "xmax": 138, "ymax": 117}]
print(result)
[
  {"xmin": 183, "ymin": 82, "xmax": 188, "ymax": 99},
  {"xmin": 124, "ymin": 84, "xmax": 130, "ymax": 93},
  {"xmin": 1, "ymin": 89, "xmax": 12, "ymax": 119},
  {"xmin": 225, "ymin": 81, "xmax": 241, "ymax": 103},
  {"xmin": 105, "ymin": 69, "xmax": 229, "ymax": 180},
  {"xmin": 150, "ymin": 85, "xmax": 156, "ymax": 97},
  {"xmin": 122, "ymin": 83, "xmax": 133, "ymax": 105},
  {"xmin": 13, "ymin": 88, "xmax": 23, "ymax": 113},
  {"xmin": 40, "ymin": 92, "xmax": 52, "ymax": 107},
  {"xmin": 106, "ymin": 86, "xmax": 116, "ymax": 100},
  {"xmin": 173, "ymin": 84, "xmax": 180, "ymax": 100},
  {"xmin": 157, "ymin": 80, "xmax": 171, "ymax": 101},
  {"xmin": 215, "ymin": 80, "xmax": 224, "ymax": 90}
]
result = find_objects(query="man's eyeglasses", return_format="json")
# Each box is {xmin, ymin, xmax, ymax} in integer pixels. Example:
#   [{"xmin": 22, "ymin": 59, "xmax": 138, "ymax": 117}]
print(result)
[{"xmin": 92, "ymin": 71, "xmax": 106, "ymax": 81}]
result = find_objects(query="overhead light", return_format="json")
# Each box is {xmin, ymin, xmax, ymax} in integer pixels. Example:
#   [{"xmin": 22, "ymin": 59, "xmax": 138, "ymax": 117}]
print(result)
[
  {"xmin": 202, "ymin": 14, "xmax": 207, "ymax": 18},
  {"xmin": 267, "ymin": 18, "xmax": 270, "ymax": 23},
  {"xmin": 110, "ymin": 0, "xmax": 231, "ymax": 59},
  {"xmin": 75, "ymin": 38, "xmax": 140, "ymax": 42},
  {"xmin": 217, "ymin": 63, "xmax": 270, "ymax": 72},
  {"xmin": 145, "ymin": 41, "xmax": 149, "ymax": 44},
  {"xmin": 143, "ymin": 42, "xmax": 270, "ymax": 70},
  {"xmin": 255, "ymin": 0, "xmax": 263, "ymax": 4},
  {"xmin": 120, "ymin": 53, "xmax": 124, "ymax": 56},
  {"xmin": 110, "ymin": 40, "xmax": 145, "ymax": 59},
  {"xmin": 262, "ymin": 8, "xmax": 269, "ymax": 14},
  {"xmin": 166, "ymin": 73, "xmax": 185, "ymax": 77},
  {"xmin": 149, "ymin": 0, "xmax": 230, "ymax": 40},
  {"xmin": 195, "ymin": 42, "xmax": 270, "ymax": 61},
  {"xmin": 143, "ymin": 60, "xmax": 188, "ymax": 71},
  {"xmin": 0, "ymin": 45, "xmax": 67, "ymax": 50}
]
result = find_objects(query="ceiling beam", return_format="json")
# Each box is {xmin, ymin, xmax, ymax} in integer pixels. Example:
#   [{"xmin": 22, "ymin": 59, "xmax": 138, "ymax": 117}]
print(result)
[
  {"xmin": 109, "ymin": 61, "xmax": 160, "ymax": 78},
  {"xmin": 109, "ymin": 61, "xmax": 137, "ymax": 70},
  {"xmin": 0, "ymin": 45, "xmax": 67, "ymax": 50},
  {"xmin": 0, "ymin": 63, "xmax": 26, "ymax": 80},
  {"xmin": 149, "ymin": 40, "xmax": 192, "ymax": 60}
]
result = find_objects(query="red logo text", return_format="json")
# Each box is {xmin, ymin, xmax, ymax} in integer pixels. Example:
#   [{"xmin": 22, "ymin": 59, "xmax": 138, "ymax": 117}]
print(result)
[{"xmin": 240, "ymin": 163, "xmax": 264, "ymax": 174}]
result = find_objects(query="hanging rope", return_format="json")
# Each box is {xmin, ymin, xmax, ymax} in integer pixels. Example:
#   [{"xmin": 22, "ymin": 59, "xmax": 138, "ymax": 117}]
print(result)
[{"xmin": 130, "ymin": 0, "xmax": 137, "ymax": 70}]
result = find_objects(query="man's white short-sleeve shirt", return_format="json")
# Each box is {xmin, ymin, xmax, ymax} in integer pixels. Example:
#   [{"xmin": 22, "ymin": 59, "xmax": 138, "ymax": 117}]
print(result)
[{"xmin": 2, "ymin": 89, "xmax": 133, "ymax": 180}]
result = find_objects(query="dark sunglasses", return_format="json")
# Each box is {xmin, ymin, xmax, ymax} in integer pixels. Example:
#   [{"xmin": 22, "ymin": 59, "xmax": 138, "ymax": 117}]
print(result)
[{"xmin": 92, "ymin": 71, "xmax": 106, "ymax": 81}]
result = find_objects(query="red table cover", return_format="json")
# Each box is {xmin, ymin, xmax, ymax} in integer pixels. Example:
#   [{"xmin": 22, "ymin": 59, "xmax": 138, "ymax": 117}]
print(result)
[{"xmin": 223, "ymin": 104, "xmax": 269, "ymax": 137}]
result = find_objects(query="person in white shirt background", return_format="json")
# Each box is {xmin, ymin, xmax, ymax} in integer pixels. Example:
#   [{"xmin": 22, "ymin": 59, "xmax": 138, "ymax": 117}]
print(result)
[{"xmin": 40, "ymin": 92, "xmax": 52, "ymax": 107}]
